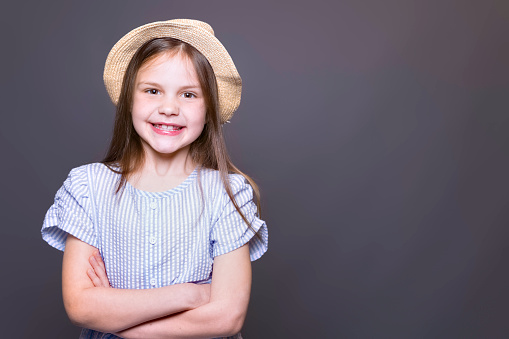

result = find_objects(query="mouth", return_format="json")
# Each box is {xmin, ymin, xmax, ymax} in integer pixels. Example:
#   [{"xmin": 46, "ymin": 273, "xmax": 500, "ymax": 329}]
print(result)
[{"xmin": 152, "ymin": 124, "xmax": 184, "ymax": 131}]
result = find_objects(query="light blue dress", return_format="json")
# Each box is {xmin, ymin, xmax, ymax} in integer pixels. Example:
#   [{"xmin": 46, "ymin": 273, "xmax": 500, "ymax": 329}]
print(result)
[{"xmin": 42, "ymin": 163, "xmax": 268, "ymax": 339}]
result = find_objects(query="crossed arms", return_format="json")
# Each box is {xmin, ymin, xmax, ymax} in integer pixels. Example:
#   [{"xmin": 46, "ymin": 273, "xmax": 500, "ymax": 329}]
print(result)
[{"xmin": 62, "ymin": 234, "xmax": 252, "ymax": 339}]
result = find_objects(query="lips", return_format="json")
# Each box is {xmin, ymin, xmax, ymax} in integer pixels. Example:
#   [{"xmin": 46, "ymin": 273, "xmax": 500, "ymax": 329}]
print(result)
[{"xmin": 151, "ymin": 123, "xmax": 185, "ymax": 135}]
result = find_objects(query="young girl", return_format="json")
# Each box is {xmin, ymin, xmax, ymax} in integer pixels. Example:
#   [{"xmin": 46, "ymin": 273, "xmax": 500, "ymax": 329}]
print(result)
[{"xmin": 41, "ymin": 19, "xmax": 268, "ymax": 339}]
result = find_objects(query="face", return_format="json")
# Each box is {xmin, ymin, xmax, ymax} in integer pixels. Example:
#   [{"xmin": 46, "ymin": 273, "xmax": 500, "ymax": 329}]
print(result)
[{"xmin": 131, "ymin": 52, "xmax": 206, "ymax": 161}]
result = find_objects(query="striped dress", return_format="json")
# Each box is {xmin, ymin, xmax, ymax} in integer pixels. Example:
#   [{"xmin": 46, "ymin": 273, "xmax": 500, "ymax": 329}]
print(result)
[{"xmin": 42, "ymin": 163, "xmax": 268, "ymax": 339}]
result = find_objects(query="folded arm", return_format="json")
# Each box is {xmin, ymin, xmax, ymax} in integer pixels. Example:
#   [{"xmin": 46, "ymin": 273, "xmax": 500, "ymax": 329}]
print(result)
[
  {"xmin": 116, "ymin": 243, "xmax": 252, "ymax": 339},
  {"xmin": 62, "ymin": 234, "xmax": 210, "ymax": 333}
]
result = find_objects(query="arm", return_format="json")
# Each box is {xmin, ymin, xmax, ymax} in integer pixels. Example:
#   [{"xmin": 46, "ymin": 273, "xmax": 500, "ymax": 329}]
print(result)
[
  {"xmin": 62, "ymin": 234, "xmax": 210, "ymax": 333},
  {"xmin": 116, "ymin": 244, "xmax": 252, "ymax": 339}
]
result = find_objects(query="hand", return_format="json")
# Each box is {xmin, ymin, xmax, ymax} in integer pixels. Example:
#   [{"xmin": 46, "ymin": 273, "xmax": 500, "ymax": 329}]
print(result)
[{"xmin": 87, "ymin": 251, "xmax": 111, "ymax": 288}]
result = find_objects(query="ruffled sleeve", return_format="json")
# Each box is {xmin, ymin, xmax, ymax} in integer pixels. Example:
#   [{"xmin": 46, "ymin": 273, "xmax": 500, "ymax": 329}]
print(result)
[
  {"xmin": 210, "ymin": 174, "xmax": 268, "ymax": 261},
  {"xmin": 41, "ymin": 166, "xmax": 97, "ymax": 251}
]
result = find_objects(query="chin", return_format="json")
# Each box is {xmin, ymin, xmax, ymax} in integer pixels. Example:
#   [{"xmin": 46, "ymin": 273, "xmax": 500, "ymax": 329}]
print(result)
[{"xmin": 152, "ymin": 144, "xmax": 191, "ymax": 157}]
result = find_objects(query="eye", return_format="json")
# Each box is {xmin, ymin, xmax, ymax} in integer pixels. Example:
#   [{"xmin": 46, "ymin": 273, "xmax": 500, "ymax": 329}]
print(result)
[
  {"xmin": 145, "ymin": 89, "xmax": 160, "ymax": 95},
  {"xmin": 182, "ymin": 92, "xmax": 196, "ymax": 99}
]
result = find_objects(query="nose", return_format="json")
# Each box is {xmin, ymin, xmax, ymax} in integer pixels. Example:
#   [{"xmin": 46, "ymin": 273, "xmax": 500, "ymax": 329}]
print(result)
[{"xmin": 158, "ymin": 95, "xmax": 179, "ymax": 116}]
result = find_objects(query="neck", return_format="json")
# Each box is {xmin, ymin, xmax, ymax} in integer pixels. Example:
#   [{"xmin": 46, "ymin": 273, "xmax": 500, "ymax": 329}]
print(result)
[
  {"xmin": 129, "ymin": 145, "xmax": 198, "ymax": 192},
  {"xmin": 143, "ymin": 143, "xmax": 195, "ymax": 173}
]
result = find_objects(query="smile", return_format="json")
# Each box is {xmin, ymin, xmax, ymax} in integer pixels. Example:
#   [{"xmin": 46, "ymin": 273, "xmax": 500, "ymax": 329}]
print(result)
[
  {"xmin": 150, "ymin": 124, "xmax": 185, "ymax": 136},
  {"xmin": 153, "ymin": 124, "xmax": 183, "ymax": 131}
]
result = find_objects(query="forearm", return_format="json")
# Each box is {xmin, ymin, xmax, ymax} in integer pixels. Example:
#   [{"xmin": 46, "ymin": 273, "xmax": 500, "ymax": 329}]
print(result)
[
  {"xmin": 118, "ymin": 299, "xmax": 246, "ymax": 339},
  {"xmin": 62, "ymin": 235, "xmax": 208, "ymax": 333},
  {"xmin": 118, "ymin": 245, "xmax": 252, "ymax": 339},
  {"xmin": 65, "ymin": 283, "xmax": 202, "ymax": 333}
]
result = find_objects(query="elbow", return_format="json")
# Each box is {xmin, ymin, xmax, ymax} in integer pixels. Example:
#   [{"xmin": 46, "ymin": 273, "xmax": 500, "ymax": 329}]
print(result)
[
  {"xmin": 230, "ymin": 308, "xmax": 247, "ymax": 335},
  {"xmin": 63, "ymin": 292, "xmax": 120, "ymax": 333},
  {"xmin": 64, "ymin": 296, "xmax": 92, "ymax": 328},
  {"xmin": 218, "ymin": 307, "xmax": 247, "ymax": 336},
  {"xmin": 67, "ymin": 312, "xmax": 88, "ymax": 329},
  {"xmin": 65, "ymin": 303, "xmax": 119, "ymax": 333},
  {"xmin": 229, "ymin": 313, "xmax": 246, "ymax": 336},
  {"xmin": 63, "ymin": 286, "xmax": 93, "ymax": 328}
]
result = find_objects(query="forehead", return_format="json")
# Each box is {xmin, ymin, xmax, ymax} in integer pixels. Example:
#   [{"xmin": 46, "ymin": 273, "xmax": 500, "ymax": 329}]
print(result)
[{"xmin": 137, "ymin": 51, "xmax": 198, "ymax": 79}]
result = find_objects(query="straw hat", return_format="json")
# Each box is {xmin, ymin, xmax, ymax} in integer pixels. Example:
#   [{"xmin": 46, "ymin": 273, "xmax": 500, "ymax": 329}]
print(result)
[{"xmin": 103, "ymin": 19, "xmax": 242, "ymax": 123}]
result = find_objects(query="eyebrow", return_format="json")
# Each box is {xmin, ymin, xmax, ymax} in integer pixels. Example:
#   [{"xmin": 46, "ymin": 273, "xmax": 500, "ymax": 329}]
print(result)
[
  {"xmin": 136, "ymin": 81, "xmax": 201, "ymax": 90},
  {"xmin": 136, "ymin": 81, "xmax": 160, "ymax": 88}
]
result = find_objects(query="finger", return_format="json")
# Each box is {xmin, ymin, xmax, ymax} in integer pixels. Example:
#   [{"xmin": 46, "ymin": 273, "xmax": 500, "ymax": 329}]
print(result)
[
  {"xmin": 89, "ymin": 251, "xmax": 105, "ymax": 272},
  {"xmin": 94, "ymin": 254, "xmax": 110, "ymax": 287},
  {"xmin": 87, "ymin": 268, "xmax": 103, "ymax": 287},
  {"xmin": 87, "ymin": 261, "xmax": 105, "ymax": 287},
  {"xmin": 94, "ymin": 251, "xmax": 106, "ymax": 270},
  {"xmin": 89, "ymin": 256, "xmax": 110, "ymax": 286}
]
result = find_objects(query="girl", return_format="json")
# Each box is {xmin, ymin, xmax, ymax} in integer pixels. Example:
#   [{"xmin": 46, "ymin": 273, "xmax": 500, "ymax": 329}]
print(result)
[{"xmin": 42, "ymin": 19, "xmax": 268, "ymax": 339}]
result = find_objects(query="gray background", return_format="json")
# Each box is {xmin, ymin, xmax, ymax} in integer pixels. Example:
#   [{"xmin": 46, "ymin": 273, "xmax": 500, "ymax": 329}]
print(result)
[{"xmin": 1, "ymin": 0, "xmax": 508, "ymax": 337}]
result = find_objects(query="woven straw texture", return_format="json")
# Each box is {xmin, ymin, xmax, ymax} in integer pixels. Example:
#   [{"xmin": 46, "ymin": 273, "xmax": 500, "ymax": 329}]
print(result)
[{"xmin": 103, "ymin": 19, "xmax": 242, "ymax": 123}]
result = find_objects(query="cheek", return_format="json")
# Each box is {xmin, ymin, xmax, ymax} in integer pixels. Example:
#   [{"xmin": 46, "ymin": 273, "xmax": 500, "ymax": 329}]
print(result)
[
  {"xmin": 130, "ymin": 109, "xmax": 142, "ymax": 127},
  {"xmin": 131, "ymin": 115, "xmax": 143, "ymax": 136},
  {"xmin": 193, "ymin": 112, "xmax": 207, "ymax": 137},
  {"xmin": 131, "ymin": 95, "xmax": 146, "ymax": 114},
  {"xmin": 190, "ymin": 105, "xmax": 207, "ymax": 126}
]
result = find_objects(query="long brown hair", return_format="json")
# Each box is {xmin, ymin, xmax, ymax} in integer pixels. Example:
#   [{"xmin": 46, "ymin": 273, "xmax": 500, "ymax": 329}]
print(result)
[{"xmin": 103, "ymin": 37, "xmax": 261, "ymax": 225}]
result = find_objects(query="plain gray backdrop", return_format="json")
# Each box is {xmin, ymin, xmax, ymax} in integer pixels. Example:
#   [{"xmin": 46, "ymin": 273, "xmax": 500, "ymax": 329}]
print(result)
[{"xmin": 1, "ymin": 0, "xmax": 508, "ymax": 338}]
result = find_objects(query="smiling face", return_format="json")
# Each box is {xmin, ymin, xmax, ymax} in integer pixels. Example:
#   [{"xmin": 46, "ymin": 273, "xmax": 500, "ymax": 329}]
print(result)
[{"xmin": 131, "ymin": 51, "xmax": 207, "ymax": 162}]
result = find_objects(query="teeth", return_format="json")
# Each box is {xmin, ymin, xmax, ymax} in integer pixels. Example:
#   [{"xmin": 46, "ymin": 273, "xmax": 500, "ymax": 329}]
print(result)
[{"xmin": 154, "ymin": 124, "xmax": 182, "ymax": 131}]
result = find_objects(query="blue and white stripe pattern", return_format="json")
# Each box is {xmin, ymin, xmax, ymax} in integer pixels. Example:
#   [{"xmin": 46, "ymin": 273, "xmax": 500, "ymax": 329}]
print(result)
[{"xmin": 42, "ymin": 163, "xmax": 267, "ymax": 339}]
